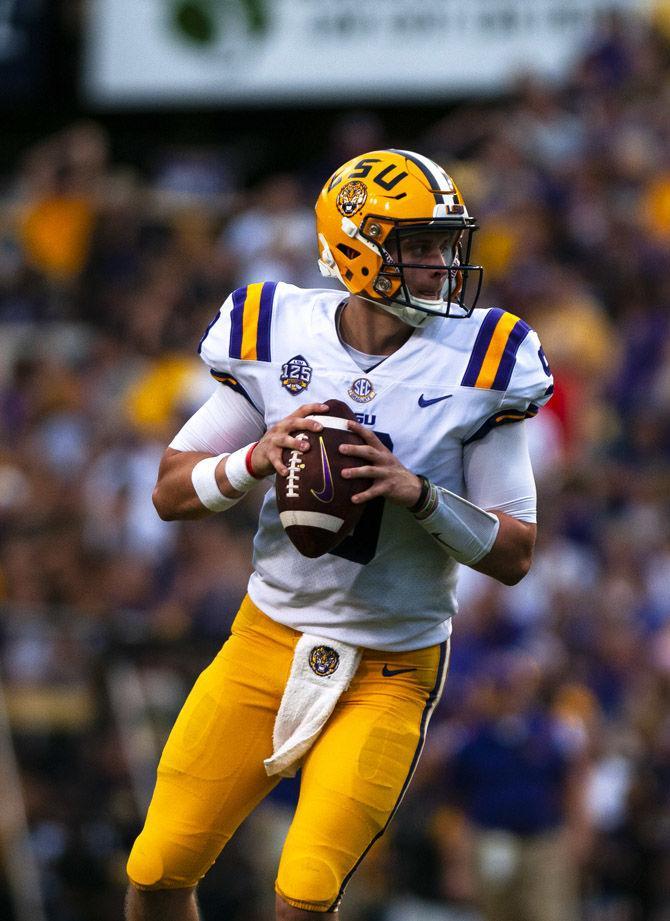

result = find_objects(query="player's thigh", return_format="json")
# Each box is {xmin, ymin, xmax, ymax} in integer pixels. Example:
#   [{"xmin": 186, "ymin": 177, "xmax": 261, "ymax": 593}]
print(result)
[
  {"xmin": 276, "ymin": 640, "xmax": 449, "ymax": 912},
  {"xmin": 128, "ymin": 596, "xmax": 296, "ymax": 890}
]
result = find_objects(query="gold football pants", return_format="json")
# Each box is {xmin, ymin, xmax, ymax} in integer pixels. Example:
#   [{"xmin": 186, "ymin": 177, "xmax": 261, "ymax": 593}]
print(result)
[{"xmin": 127, "ymin": 595, "xmax": 449, "ymax": 912}]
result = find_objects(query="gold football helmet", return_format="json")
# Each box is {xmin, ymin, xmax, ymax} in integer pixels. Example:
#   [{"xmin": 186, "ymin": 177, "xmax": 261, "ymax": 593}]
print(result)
[{"xmin": 315, "ymin": 149, "xmax": 482, "ymax": 326}]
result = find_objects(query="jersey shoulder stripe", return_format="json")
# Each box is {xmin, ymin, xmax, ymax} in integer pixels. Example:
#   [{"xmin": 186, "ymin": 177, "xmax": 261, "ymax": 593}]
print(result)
[
  {"xmin": 209, "ymin": 370, "xmax": 258, "ymax": 409},
  {"xmin": 229, "ymin": 281, "xmax": 277, "ymax": 362},
  {"xmin": 463, "ymin": 403, "xmax": 540, "ymax": 445},
  {"xmin": 197, "ymin": 309, "xmax": 221, "ymax": 355},
  {"xmin": 461, "ymin": 307, "xmax": 531, "ymax": 390}
]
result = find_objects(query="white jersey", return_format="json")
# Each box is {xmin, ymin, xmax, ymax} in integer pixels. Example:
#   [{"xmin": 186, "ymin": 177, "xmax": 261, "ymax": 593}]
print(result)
[{"xmin": 196, "ymin": 282, "xmax": 553, "ymax": 652}]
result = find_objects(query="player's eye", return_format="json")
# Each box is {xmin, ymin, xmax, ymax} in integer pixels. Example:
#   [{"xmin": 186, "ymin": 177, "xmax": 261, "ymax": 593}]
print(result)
[{"xmin": 403, "ymin": 239, "xmax": 433, "ymax": 259}]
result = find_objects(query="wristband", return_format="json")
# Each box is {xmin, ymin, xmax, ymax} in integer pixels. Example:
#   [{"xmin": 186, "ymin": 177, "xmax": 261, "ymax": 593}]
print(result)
[
  {"xmin": 409, "ymin": 475, "xmax": 431, "ymax": 515},
  {"xmin": 245, "ymin": 442, "xmax": 263, "ymax": 479},
  {"xmin": 226, "ymin": 442, "xmax": 265, "ymax": 493},
  {"xmin": 191, "ymin": 454, "xmax": 241, "ymax": 512}
]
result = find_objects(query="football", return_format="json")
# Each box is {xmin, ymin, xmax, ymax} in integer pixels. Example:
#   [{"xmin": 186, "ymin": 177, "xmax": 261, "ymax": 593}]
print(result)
[{"xmin": 276, "ymin": 399, "xmax": 367, "ymax": 558}]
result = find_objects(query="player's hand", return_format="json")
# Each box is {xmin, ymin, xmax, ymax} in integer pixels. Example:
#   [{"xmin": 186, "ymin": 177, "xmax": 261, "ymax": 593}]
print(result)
[
  {"xmin": 251, "ymin": 403, "xmax": 330, "ymax": 478},
  {"xmin": 339, "ymin": 421, "xmax": 422, "ymax": 508}
]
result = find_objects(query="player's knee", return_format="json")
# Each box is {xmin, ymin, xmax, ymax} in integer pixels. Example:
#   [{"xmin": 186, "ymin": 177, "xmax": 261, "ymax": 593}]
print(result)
[
  {"xmin": 127, "ymin": 835, "xmax": 168, "ymax": 889},
  {"xmin": 127, "ymin": 833, "xmax": 208, "ymax": 891},
  {"xmin": 127, "ymin": 823, "xmax": 224, "ymax": 891},
  {"xmin": 276, "ymin": 854, "xmax": 341, "ymax": 911}
]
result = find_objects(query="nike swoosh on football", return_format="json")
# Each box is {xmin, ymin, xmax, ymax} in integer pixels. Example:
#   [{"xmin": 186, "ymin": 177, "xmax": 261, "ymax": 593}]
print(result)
[
  {"xmin": 382, "ymin": 665, "xmax": 418, "ymax": 677},
  {"xmin": 310, "ymin": 435, "xmax": 334, "ymax": 503},
  {"xmin": 418, "ymin": 394, "xmax": 453, "ymax": 407}
]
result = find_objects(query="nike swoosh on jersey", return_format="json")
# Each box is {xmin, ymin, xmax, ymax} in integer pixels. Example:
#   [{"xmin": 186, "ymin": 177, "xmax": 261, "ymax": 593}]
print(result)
[
  {"xmin": 418, "ymin": 394, "xmax": 453, "ymax": 407},
  {"xmin": 382, "ymin": 665, "xmax": 418, "ymax": 677},
  {"xmin": 310, "ymin": 436, "xmax": 334, "ymax": 503}
]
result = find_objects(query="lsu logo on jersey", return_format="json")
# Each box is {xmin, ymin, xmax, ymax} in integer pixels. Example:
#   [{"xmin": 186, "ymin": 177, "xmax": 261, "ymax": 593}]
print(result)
[
  {"xmin": 281, "ymin": 355, "xmax": 313, "ymax": 395},
  {"xmin": 309, "ymin": 645, "xmax": 340, "ymax": 677}
]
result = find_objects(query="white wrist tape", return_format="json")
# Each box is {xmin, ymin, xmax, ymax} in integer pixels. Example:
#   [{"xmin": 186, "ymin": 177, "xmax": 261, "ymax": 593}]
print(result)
[
  {"xmin": 191, "ymin": 454, "xmax": 241, "ymax": 512},
  {"xmin": 413, "ymin": 482, "xmax": 500, "ymax": 565},
  {"xmin": 225, "ymin": 443, "xmax": 262, "ymax": 493}
]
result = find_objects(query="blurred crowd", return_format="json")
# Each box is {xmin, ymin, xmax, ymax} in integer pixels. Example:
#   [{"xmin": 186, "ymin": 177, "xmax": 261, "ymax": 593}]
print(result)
[{"xmin": 1, "ymin": 8, "xmax": 670, "ymax": 921}]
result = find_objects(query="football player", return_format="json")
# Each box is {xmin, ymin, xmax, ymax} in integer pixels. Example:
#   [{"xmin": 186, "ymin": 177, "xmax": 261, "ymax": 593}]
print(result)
[{"xmin": 125, "ymin": 150, "xmax": 553, "ymax": 920}]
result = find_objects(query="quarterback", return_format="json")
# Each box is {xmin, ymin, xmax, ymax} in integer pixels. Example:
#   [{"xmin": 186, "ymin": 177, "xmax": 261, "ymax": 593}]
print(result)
[{"xmin": 126, "ymin": 150, "xmax": 553, "ymax": 920}]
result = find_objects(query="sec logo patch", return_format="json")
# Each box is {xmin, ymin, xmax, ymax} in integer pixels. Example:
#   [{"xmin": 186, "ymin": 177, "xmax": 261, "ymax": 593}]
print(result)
[{"xmin": 348, "ymin": 377, "xmax": 376, "ymax": 403}]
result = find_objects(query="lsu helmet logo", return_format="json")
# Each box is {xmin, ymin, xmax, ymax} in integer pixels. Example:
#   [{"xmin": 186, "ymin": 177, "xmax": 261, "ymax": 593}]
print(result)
[
  {"xmin": 309, "ymin": 645, "xmax": 340, "ymax": 677},
  {"xmin": 336, "ymin": 180, "xmax": 367, "ymax": 217}
]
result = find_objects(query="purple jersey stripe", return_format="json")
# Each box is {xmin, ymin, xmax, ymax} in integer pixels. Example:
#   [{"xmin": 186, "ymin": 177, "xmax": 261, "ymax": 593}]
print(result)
[
  {"xmin": 209, "ymin": 370, "xmax": 260, "ymax": 413},
  {"xmin": 256, "ymin": 281, "xmax": 276, "ymax": 362},
  {"xmin": 491, "ymin": 319, "xmax": 531, "ymax": 391},
  {"xmin": 461, "ymin": 307, "xmax": 505, "ymax": 387},
  {"xmin": 197, "ymin": 309, "xmax": 220, "ymax": 355},
  {"xmin": 229, "ymin": 286, "xmax": 247, "ymax": 359}
]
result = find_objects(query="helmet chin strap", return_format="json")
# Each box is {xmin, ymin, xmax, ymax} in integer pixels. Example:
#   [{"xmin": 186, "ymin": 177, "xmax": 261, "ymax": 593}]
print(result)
[{"xmin": 360, "ymin": 292, "xmax": 435, "ymax": 328}]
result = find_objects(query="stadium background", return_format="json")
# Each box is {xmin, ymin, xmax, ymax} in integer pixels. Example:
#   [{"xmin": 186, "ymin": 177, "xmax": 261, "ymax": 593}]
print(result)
[{"xmin": 1, "ymin": 1, "xmax": 670, "ymax": 919}]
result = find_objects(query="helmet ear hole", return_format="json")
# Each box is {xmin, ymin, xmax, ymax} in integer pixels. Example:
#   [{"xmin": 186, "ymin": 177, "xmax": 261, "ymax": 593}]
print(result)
[
  {"xmin": 336, "ymin": 243, "xmax": 361, "ymax": 260},
  {"xmin": 361, "ymin": 267, "xmax": 369, "ymax": 276}
]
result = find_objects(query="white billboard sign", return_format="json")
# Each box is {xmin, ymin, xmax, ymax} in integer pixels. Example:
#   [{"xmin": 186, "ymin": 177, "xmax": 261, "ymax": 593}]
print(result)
[{"xmin": 84, "ymin": 0, "xmax": 650, "ymax": 104}]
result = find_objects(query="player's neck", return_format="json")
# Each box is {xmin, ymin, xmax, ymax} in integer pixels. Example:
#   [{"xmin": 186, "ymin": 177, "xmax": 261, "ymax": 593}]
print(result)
[{"xmin": 339, "ymin": 296, "xmax": 413, "ymax": 356}]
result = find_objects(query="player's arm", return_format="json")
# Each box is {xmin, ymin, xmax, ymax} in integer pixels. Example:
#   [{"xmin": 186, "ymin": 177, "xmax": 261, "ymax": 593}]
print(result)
[
  {"xmin": 340, "ymin": 420, "xmax": 536, "ymax": 585},
  {"xmin": 153, "ymin": 385, "xmax": 264, "ymax": 520},
  {"xmin": 153, "ymin": 387, "xmax": 328, "ymax": 520},
  {"xmin": 462, "ymin": 422, "xmax": 537, "ymax": 584},
  {"xmin": 153, "ymin": 448, "xmax": 241, "ymax": 520},
  {"xmin": 469, "ymin": 513, "xmax": 535, "ymax": 584}
]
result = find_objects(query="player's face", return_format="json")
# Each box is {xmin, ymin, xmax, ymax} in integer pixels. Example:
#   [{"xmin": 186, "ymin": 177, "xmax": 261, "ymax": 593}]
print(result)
[{"xmin": 393, "ymin": 230, "xmax": 461, "ymax": 301}]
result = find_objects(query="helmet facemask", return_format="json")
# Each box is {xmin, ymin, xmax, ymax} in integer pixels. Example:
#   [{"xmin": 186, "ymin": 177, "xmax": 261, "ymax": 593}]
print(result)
[{"xmin": 367, "ymin": 218, "xmax": 483, "ymax": 326}]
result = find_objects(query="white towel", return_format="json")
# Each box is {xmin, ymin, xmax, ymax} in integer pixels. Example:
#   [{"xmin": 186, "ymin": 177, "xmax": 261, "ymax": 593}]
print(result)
[{"xmin": 263, "ymin": 633, "xmax": 362, "ymax": 778}]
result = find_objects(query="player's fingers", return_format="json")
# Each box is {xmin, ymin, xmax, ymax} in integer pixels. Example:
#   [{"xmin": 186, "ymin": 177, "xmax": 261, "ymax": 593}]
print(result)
[
  {"xmin": 268, "ymin": 446, "xmax": 292, "ymax": 477},
  {"xmin": 261, "ymin": 433, "xmax": 308, "ymax": 476},
  {"xmin": 279, "ymin": 415, "xmax": 323, "ymax": 434},
  {"xmin": 346, "ymin": 420, "xmax": 385, "ymax": 448},
  {"xmin": 338, "ymin": 443, "xmax": 379, "ymax": 461},
  {"xmin": 341, "ymin": 465, "xmax": 382, "ymax": 479},
  {"xmin": 272, "ymin": 433, "xmax": 310, "ymax": 455},
  {"xmin": 351, "ymin": 483, "xmax": 383, "ymax": 503},
  {"xmin": 289, "ymin": 433, "xmax": 310, "ymax": 451},
  {"xmin": 263, "ymin": 446, "xmax": 288, "ymax": 477},
  {"xmin": 294, "ymin": 402, "xmax": 330, "ymax": 418}
]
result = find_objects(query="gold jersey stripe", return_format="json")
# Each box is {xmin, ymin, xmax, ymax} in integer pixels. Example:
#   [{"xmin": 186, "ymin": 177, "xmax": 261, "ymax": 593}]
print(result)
[
  {"xmin": 240, "ymin": 283, "xmax": 264, "ymax": 361},
  {"xmin": 474, "ymin": 311, "xmax": 521, "ymax": 389}
]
